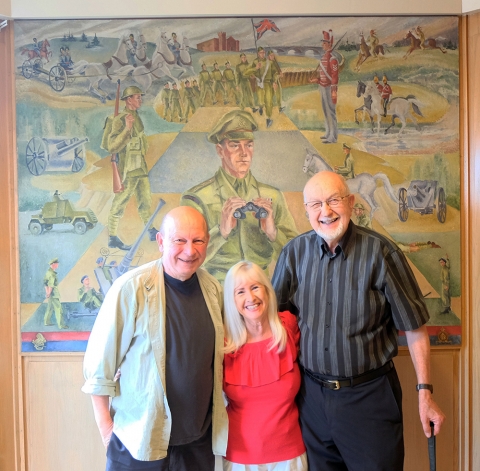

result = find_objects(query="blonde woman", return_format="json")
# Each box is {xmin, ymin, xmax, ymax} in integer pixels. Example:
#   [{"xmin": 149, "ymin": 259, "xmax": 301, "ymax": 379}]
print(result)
[{"xmin": 223, "ymin": 261, "xmax": 307, "ymax": 471}]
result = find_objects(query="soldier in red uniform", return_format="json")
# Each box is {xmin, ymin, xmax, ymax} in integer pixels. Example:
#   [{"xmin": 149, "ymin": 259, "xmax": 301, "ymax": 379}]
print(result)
[
  {"xmin": 381, "ymin": 74, "xmax": 393, "ymax": 117},
  {"xmin": 373, "ymin": 74, "xmax": 383, "ymax": 93},
  {"xmin": 309, "ymin": 30, "xmax": 339, "ymax": 144}
]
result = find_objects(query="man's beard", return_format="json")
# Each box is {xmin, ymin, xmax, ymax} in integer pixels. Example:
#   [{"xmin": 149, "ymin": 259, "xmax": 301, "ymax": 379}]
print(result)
[{"xmin": 315, "ymin": 219, "xmax": 345, "ymax": 243}]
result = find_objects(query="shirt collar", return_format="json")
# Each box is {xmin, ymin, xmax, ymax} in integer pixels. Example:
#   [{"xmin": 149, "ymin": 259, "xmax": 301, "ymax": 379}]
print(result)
[
  {"xmin": 318, "ymin": 220, "xmax": 355, "ymax": 260},
  {"xmin": 219, "ymin": 166, "xmax": 251, "ymax": 188}
]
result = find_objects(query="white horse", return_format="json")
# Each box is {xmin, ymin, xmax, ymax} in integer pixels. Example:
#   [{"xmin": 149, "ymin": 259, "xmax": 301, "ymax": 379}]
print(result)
[
  {"xmin": 154, "ymin": 31, "xmax": 190, "ymax": 78},
  {"xmin": 178, "ymin": 36, "xmax": 195, "ymax": 76},
  {"xmin": 358, "ymin": 80, "xmax": 423, "ymax": 135},
  {"xmin": 69, "ymin": 35, "xmax": 136, "ymax": 102},
  {"xmin": 302, "ymin": 148, "xmax": 398, "ymax": 215}
]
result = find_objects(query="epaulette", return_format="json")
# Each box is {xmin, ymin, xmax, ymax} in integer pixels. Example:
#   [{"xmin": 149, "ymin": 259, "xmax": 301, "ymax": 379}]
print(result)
[{"xmin": 185, "ymin": 176, "xmax": 216, "ymax": 194}]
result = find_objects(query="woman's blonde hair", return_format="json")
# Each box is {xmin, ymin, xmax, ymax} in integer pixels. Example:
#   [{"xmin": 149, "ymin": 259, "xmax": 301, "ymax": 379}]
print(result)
[{"xmin": 223, "ymin": 261, "xmax": 287, "ymax": 354}]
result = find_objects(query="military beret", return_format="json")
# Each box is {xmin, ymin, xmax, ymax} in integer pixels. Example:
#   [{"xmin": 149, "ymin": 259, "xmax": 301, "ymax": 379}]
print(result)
[
  {"xmin": 80, "ymin": 275, "xmax": 89, "ymax": 283},
  {"xmin": 257, "ymin": 46, "xmax": 264, "ymax": 52},
  {"xmin": 49, "ymin": 258, "xmax": 59, "ymax": 265},
  {"xmin": 267, "ymin": 50, "xmax": 275, "ymax": 55},
  {"xmin": 240, "ymin": 53, "xmax": 246, "ymax": 58},
  {"xmin": 353, "ymin": 203, "xmax": 365, "ymax": 210},
  {"xmin": 96, "ymin": 257, "xmax": 104, "ymax": 264},
  {"xmin": 343, "ymin": 143, "xmax": 351, "ymax": 150},
  {"xmin": 208, "ymin": 110, "xmax": 258, "ymax": 144},
  {"xmin": 121, "ymin": 86, "xmax": 144, "ymax": 100}
]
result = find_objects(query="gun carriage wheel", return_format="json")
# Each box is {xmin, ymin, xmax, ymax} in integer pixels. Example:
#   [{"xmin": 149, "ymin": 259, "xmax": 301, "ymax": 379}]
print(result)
[
  {"xmin": 26, "ymin": 137, "xmax": 48, "ymax": 176},
  {"xmin": 398, "ymin": 188, "xmax": 408, "ymax": 222},
  {"xmin": 48, "ymin": 65, "xmax": 67, "ymax": 92},
  {"xmin": 436, "ymin": 188, "xmax": 447, "ymax": 223},
  {"xmin": 22, "ymin": 60, "xmax": 33, "ymax": 79}
]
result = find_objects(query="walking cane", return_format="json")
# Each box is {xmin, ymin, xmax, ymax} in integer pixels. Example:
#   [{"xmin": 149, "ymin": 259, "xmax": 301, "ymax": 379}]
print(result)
[{"xmin": 428, "ymin": 422, "xmax": 436, "ymax": 471}]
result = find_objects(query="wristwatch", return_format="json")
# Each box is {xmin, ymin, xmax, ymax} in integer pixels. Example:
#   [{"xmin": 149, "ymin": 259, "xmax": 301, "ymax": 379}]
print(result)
[{"xmin": 416, "ymin": 383, "xmax": 434, "ymax": 393}]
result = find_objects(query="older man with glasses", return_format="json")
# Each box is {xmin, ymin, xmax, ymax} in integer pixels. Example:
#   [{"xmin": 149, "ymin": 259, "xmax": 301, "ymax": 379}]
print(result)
[{"xmin": 272, "ymin": 170, "xmax": 445, "ymax": 471}]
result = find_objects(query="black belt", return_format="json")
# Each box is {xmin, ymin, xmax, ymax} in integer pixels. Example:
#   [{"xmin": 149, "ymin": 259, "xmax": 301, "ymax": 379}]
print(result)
[{"xmin": 303, "ymin": 360, "xmax": 394, "ymax": 390}]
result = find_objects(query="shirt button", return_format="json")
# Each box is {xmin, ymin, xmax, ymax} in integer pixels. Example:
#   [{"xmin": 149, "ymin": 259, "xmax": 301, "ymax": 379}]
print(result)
[
  {"xmin": 325, "ymin": 348, "xmax": 328, "ymax": 351},
  {"xmin": 329, "ymin": 279, "xmax": 332, "ymax": 283},
  {"xmin": 326, "ymin": 324, "xmax": 330, "ymax": 328},
  {"xmin": 327, "ymin": 302, "xmax": 331, "ymax": 306}
]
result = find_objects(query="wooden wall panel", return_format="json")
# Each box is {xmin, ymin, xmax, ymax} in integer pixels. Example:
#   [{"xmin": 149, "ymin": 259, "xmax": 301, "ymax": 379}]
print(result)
[{"xmin": 23, "ymin": 356, "xmax": 106, "ymax": 471}]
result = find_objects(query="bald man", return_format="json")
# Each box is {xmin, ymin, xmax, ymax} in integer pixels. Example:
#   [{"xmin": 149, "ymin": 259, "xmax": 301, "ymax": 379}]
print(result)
[
  {"xmin": 272, "ymin": 171, "xmax": 445, "ymax": 470},
  {"xmin": 83, "ymin": 206, "xmax": 227, "ymax": 471}
]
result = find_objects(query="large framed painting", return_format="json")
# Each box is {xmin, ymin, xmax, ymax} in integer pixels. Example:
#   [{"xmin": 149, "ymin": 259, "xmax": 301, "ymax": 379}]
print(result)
[{"xmin": 14, "ymin": 16, "xmax": 460, "ymax": 352}]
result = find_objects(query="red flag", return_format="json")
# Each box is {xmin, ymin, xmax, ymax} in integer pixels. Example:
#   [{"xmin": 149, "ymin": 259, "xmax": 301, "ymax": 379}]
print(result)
[{"xmin": 253, "ymin": 19, "xmax": 281, "ymax": 40}]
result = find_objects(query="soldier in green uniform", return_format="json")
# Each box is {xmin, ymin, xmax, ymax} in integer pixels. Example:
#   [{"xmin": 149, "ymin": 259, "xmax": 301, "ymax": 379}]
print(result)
[
  {"xmin": 160, "ymin": 82, "xmax": 172, "ymax": 121},
  {"xmin": 96, "ymin": 257, "xmax": 113, "ymax": 283},
  {"xmin": 335, "ymin": 143, "xmax": 355, "ymax": 179},
  {"xmin": 43, "ymin": 258, "xmax": 68, "ymax": 329},
  {"xmin": 78, "ymin": 275, "xmax": 104, "ymax": 312},
  {"xmin": 268, "ymin": 50, "xmax": 285, "ymax": 112},
  {"xmin": 181, "ymin": 110, "xmax": 298, "ymax": 283},
  {"xmin": 183, "ymin": 79, "xmax": 196, "ymax": 123},
  {"xmin": 223, "ymin": 61, "xmax": 240, "ymax": 105},
  {"xmin": 439, "ymin": 255, "xmax": 451, "ymax": 314},
  {"xmin": 199, "ymin": 63, "xmax": 214, "ymax": 106},
  {"xmin": 211, "ymin": 62, "xmax": 227, "ymax": 105},
  {"xmin": 244, "ymin": 47, "xmax": 277, "ymax": 127},
  {"xmin": 169, "ymin": 82, "xmax": 184, "ymax": 122},
  {"xmin": 353, "ymin": 202, "xmax": 373, "ymax": 229},
  {"xmin": 236, "ymin": 53, "xmax": 257, "ymax": 112},
  {"xmin": 102, "ymin": 86, "xmax": 157, "ymax": 250},
  {"xmin": 192, "ymin": 79, "xmax": 201, "ymax": 102}
]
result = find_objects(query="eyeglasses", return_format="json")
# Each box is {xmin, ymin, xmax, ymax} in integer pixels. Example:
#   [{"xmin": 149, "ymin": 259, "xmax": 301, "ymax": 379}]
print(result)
[{"xmin": 304, "ymin": 195, "xmax": 350, "ymax": 211}]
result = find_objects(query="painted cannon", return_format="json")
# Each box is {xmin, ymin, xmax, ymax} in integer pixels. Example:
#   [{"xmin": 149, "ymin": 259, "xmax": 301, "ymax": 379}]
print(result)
[
  {"xmin": 398, "ymin": 180, "xmax": 447, "ymax": 223},
  {"xmin": 95, "ymin": 199, "xmax": 166, "ymax": 296},
  {"xmin": 25, "ymin": 136, "xmax": 88, "ymax": 176}
]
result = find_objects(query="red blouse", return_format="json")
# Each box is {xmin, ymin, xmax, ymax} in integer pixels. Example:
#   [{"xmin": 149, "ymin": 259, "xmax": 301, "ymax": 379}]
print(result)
[{"xmin": 223, "ymin": 311, "xmax": 306, "ymax": 465}]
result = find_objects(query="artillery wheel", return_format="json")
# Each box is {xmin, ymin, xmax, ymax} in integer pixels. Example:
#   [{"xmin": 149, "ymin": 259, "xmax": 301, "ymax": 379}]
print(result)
[
  {"xmin": 33, "ymin": 58, "xmax": 42, "ymax": 74},
  {"xmin": 48, "ymin": 65, "xmax": 66, "ymax": 92},
  {"xmin": 22, "ymin": 60, "xmax": 33, "ymax": 79},
  {"xmin": 73, "ymin": 220, "xmax": 87, "ymax": 235},
  {"xmin": 436, "ymin": 187, "xmax": 447, "ymax": 223},
  {"xmin": 29, "ymin": 221, "xmax": 44, "ymax": 235},
  {"xmin": 26, "ymin": 137, "xmax": 48, "ymax": 176},
  {"xmin": 71, "ymin": 146, "xmax": 85, "ymax": 173},
  {"xmin": 398, "ymin": 188, "xmax": 409, "ymax": 222}
]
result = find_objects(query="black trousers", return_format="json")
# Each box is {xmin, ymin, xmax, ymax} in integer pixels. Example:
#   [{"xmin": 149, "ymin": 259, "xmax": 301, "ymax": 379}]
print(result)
[
  {"xmin": 298, "ymin": 366, "xmax": 404, "ymax": 471},
  {"xmin": 106, "ymin": 426, "xmax": 214, "ymax": 471}
]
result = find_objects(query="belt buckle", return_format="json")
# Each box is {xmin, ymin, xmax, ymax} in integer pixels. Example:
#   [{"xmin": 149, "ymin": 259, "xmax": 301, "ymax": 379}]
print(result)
[{"xmin": 328, "ymin": 380, "xmax": 340, "ymax": 390}]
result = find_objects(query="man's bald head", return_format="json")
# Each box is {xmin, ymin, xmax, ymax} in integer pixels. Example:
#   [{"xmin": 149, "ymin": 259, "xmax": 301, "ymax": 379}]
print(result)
[{"xmin": 160, "ymin": 206, "xmax": 208, "ymax": 238}]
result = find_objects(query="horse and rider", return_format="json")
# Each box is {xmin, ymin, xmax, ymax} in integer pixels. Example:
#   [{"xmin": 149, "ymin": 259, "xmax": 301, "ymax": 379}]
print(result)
[{"xmin": 21, "ymin": 38, "xmax": 52, "ymax": 63}]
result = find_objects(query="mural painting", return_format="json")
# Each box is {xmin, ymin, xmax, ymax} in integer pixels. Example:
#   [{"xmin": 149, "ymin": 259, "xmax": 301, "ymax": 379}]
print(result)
[{"xmin": 14, "ymin": 16, "xmax": 461, "ymax": 352}]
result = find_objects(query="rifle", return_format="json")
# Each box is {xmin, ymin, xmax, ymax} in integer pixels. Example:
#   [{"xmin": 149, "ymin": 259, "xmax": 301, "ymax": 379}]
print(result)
[{"xmin": 111, "ymin": 80, "xmax": 124, "ymax": 193}]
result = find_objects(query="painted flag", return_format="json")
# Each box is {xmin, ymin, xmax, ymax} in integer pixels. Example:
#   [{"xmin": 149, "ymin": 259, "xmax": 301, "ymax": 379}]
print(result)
[{"xmin": 253, "ymin": 19, "xmax": 281, "ymax": 40}]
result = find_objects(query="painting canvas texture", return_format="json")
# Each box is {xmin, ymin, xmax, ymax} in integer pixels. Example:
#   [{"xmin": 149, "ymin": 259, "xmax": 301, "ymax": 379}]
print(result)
[{"xmin": 14, "ymin": 16, "xmax": 460, "ymax": 352}]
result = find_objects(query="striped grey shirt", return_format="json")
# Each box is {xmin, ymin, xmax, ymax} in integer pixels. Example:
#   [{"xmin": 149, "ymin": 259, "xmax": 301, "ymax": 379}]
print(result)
[{"xmin": 272, "ymin": 221, "xmax": 429, "ymax": 377}]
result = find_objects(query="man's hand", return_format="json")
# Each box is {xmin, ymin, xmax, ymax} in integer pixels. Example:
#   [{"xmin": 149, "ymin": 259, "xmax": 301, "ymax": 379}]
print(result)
[
  {"xmin": 418, "ymin": 390, "xmax": 446, "ymax": 437},
  {"xmin": 91, "ymin": 395, "xmax": 114, "ymax": 449},
  {"xmin": 253, "ymin": 197, "xmax": 277, "ymax": 241},
  {"xmin": 125, "ymin": 114, "xmax": 135, "ymax": 130},
  {"xmin": 220, "ymin": 197, "xmax": 246, "ymax": 239}
]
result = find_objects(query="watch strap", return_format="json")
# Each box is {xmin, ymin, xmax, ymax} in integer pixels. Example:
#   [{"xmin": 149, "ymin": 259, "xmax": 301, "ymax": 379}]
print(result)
[{"xmin": 416, "ymin": 383, "xmax": 434, "ymax": 393}]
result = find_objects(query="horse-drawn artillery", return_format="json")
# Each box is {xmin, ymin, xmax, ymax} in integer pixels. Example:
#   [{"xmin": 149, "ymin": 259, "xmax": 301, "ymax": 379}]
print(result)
[
  {"xmin": 25, "ymin": 136, "xmax": 88, "ymax": 176},
  {"xmin": 397, "ymin": 180, "xmax": 447, "ymax": 223},
  {"xmin": 21, "ymin": 58, "xmax": 76, "ymax": 92}
]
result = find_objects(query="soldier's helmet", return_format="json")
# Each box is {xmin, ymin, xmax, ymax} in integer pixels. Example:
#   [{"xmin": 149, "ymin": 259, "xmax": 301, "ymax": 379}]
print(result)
[
  {"xmin": 49, "ymin": 257, "xmax": 59, "ymax": 265},
  {"xmin": 373, "ymin": 74, "xmax": 379, "ymax": 83},
  {"xmin": 81, "ymin": 275, "xmax": 89, "ymax": 284},
  {"xmin": 267, "ymin": 50, "xmax": 275, "ymax": 56},
  {"xmin": 342, "ymin": 142, "xmax": 351, "ymax": 150},
  {"xmin": 208, "ymin": 110, "xmax": 258, "ymax": 144},
  {"xmin": 121, "ymin": 86, "xmax": 145, "ymax": 100},
  {"xmin": 257, "ymin": 46, "xmax": 264, "ymax": 52},
  {"xmin": 382, "ymin": 74, "xmax": 388, "ymax": 83},
  {"xmin": 240, "ymin": 52, "xmax": 246, "ymax": 58},
  {"xmin": 353, "ymin": 203, "xmax": 366, "ymax": 210}
]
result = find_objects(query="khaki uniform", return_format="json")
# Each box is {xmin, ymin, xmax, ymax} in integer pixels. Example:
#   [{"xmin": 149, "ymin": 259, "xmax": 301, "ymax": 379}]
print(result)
[
  {"xmin": 183, "ymin": 87, "xmax": 197, "ymax": 121},
  {"xmin": 336, "ymin": 153, "xmax": 355, "ymax": 179},
  {"xmin": 78, "ymin": 286, "xmax": 104, "ymax": 311},
  {"xmin": 102, "ymin": 108, "xmax": 151, "ymax": 236},
  {"xmin": 160, "ymin": 88, "xmax": 171, "ymax": 120},
  {"xmin": 441, "ymin": 259, "xmax": 451, "ymax": 311},
  {"xmin": 245, "ymin": 58, "xmax": 277, "ymax": 119},
  {"xmin": 236, "ymin": 60, "xmax": 255, "ymax": 110},
  {"xmin": 181, "ymin": 168, "xmax": 298, "ymax": 283},
  {"xmin": 44, "ymin": 267, "xmax": 66, "ymax": 328},
  {"xmin": 271, "ymin": 58, "xmax": 283, "ymax": 109},
  {"xmin": 211, "ymin": 68, "xmax": 226, "ymax": 103},
  {"xmin": 199, "ymin": 69, "xmax": 214, "ymax": 106},
  {"xmin": 223, "ymin": 68, "xmax": 239, "ymax": 104},
  {"xmin": 356, "ymin": 213, "xmax": 372, "ymax": 229},
  {"xmin": 169, "ymin": 88, "xmax": 183, "ymax": 121}
]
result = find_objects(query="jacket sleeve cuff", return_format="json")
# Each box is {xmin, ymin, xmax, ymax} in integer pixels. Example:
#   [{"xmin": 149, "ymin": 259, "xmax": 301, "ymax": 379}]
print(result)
[{"xmin": 81, "ymin": 378, "xmax": 117, "ymax": 397}]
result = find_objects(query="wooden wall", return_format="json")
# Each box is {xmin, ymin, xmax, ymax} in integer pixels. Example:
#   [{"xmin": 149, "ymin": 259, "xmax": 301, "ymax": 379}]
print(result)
[{"xmin": 2, "ymin": 14, "xmax": 480, "ymax": 470}]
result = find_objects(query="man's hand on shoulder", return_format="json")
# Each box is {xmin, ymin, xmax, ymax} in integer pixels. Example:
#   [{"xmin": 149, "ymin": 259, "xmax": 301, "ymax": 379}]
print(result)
[
  {"xmin": 125, "ymin": 113, "xmax": 135, "ymax": 130},
  {"xmin": 418, "ymin": 390, "xmax": 446, "ymax": 437}
]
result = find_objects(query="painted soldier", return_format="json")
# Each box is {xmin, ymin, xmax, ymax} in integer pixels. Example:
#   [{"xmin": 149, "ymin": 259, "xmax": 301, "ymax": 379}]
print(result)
[
  {"xmin": 161, "ymin": 82, "xmax": 172, "ymax": 121},
  {"xmin": 439, "ymin": 255, "xmax": 451, "ymax": 314},
  {"xmin": 78, "ymin": 275, "xmax": 104, "ymax": 312},
  {"xmin": 245, "ymin": 47, "xmax": 267, "ymax": 118},
  {"xmin": 223, "ymin": 61, "xmax": 240, "ymax": 105},
  {"xmin": 335, "ymin": 142, "xmax": 355, "ymax": 179},
  {"xmin": 102, "ymin": 86, "xmax": 158, "ymax": 250},
  {"xmin": 180, "ymin": 110, "xmax": 298, "ymax": 283},
  {"xmin": 211, "ymin": 62, "xmax": 227, "ymax": 105},
  {"xmin": 368, "ymin": 29, "xmax": 379, "ymax": 57},
  {"xmin": 381, "ymin": 74, "xmax": 393, "ymax": 117},
  {"xmin": 268, "ymin": 50, "xmax": 285, "ymax": 112},
  {"xmin": 353, "ymin": 203, "xmax": 373, "ymax": 229},
  {"xmin": 183, "ymin": 79, "xmax": 197, "ymax": 123},
  {"xmin": 192, "ymin": 79, "xmax": 201, "ymax": 101},
  {"xmin": 128, "ymin": 33, "xmax": 137, "ymax": 66},
  {"xmin": 168, "ymin": 32, "xmax": 181, "ymax": 65},
  {"xmin": 169, "ymin": 82, "xmax": 184, "ymax": 122},
  {"xmin": 373, "ymin": 74, "xmax": 383, "ymax": 93},
  {"xmin": 310, "ymin": 30, "xmax": 339, "ymax": 144},
  {"xmin": 235, "ymin": 53, "xmax": 257, "ymax": 112},
  {"xmin": 44, "ymin": 258, "xmax": 68, "ymax": 329},
  {"xmin": 199, "ymin": 63, "xmax": 214, "ymax": 106}
]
